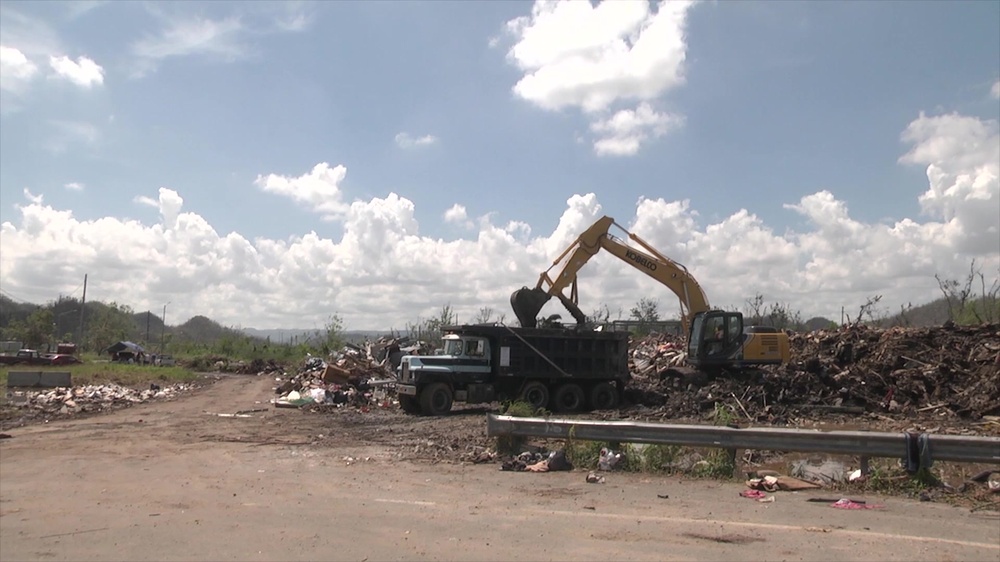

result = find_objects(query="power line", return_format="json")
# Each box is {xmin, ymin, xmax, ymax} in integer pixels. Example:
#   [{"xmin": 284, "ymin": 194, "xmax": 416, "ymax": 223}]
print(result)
[{"xmin": 0, "ymin": 289, "xmax": 31, "ymax": 303}]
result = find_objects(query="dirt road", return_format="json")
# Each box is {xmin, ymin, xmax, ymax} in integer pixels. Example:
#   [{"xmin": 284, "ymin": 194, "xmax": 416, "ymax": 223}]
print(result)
[{"xmin": 1, "ymin": 376, "xmax": 998, "ymax": 562}]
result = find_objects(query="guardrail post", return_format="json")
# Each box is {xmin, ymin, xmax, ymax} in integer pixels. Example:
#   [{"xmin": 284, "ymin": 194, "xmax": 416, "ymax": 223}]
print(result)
[{"xmin": 860, "ymin": 456, "xmax": 871, "ymax": 475}]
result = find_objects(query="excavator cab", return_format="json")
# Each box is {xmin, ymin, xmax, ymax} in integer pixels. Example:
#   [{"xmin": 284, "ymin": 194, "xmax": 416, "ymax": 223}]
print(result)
[{"xmin": 687, "ymin": 310, "xmax": 745, "ymax": 368}]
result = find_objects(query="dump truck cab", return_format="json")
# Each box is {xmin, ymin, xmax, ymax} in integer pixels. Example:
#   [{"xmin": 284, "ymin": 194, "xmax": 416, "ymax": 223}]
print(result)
[{"xmin": 397, "ymin": 332, "xmax": 497, "ymax": 415}]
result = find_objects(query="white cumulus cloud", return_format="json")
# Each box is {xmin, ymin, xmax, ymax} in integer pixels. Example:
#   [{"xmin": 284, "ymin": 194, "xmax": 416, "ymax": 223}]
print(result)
[
  {"xmin": 254, "ymin": 162, "xmax": 350, "ymax": 221},
  {"xmin": 0, "ymin": 110, "xmax": 997, "ymax": 331},
  {"xmin": 0, "ymin": 45, "xmax": 38, "ymax": 90},
  {"xmin": 395, "ymin": 132, "xmax": 438, "ymax": 149},
  {"xmin": 591, "ymin": 103, "xmax": 683, "ymax": 156},
  {"xmin": 64, "ymin": 182, "xmax": 85, "ymax": 191},
  {"xmin": 504, "ymin": 0, "xmax": 694, "ymax": 154},
  {"xmin": 48, "ymin": 54, "xmax": 104, "ymax": 88},
  {"xmin": 992, "ymin": 79, "xmax": 1000, "ymax": 100}
]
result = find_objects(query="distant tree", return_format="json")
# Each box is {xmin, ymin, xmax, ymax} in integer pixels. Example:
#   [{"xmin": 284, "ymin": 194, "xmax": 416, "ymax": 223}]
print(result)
[
  {"xmin": 322, "ymin": 313, "xmax": 345, "ymax": 355},
  {"xmin": 743, "ymin": 293, "xmax": 765, "ymax": 325},
  {"xmin": 2, "ymin": 307, "xmax": 53, "ymax": 349},
  {"xmin": 588, "ymin": 304, "xmax": 612, "ymax": 326},
  {"xmin": 406, "ymin": 304, "xmax": 456, "ymax": 347},
  {"xmin": 630, "ymin": 298, "xmax": 660, "ymax": 323},
  {"xmin": 848, "ymin": 295, "xmax": 883, "ymax": 327},
  {"xmin": 473, "ymin": 307, "xmax": 495, "ymax": 324},
  {"xmin": 937, "ymin": 260, "xmax": 1000, "ymax": 324},
  {"xmin": 629, "ymin": 297, "xmax": 660, "ymax": 336},
  {"xmin": 86, "ymin": 302, "xmax": 135, "ymax": 351}
]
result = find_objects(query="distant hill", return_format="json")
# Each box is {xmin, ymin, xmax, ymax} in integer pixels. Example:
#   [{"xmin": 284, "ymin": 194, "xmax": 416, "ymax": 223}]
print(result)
[
  {"xmin": 239, "ymin": 328, "xmax": 397, "ymax": 345},
  {"xmin": 880, "ymin": 298, "xmax": 951, "ymax": 327}
]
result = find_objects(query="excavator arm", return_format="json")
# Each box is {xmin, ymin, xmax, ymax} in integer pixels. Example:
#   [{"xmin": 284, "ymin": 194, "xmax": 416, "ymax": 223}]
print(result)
[{"xmin": 511, "ymin": 216, "xmax": 710, "ymax": 332}]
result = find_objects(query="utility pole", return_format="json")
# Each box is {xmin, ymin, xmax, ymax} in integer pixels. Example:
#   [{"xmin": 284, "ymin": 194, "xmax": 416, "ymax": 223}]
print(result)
[
  {"xmin": 161, "ymin": 301, "xmax": 170, "ymax": 353},
  {"xmin": 77, "ymin": 274, "xmax": 87, "ymax": 347}
]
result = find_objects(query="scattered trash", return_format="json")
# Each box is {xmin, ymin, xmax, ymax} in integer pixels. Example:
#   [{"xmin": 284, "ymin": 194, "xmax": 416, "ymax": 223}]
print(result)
[
  {"xmin": 848, "ymin": 469, "xmax": 864, "ymax": 482},
  {"xmin": 657, "ymin": 494, "xmax": 669, "ymax": 499},
  {"xmin": 271, "ymin": 341, "xmax": 402, "ymax": 411},
  {"xmin": 598, "ymin": 447, "xmax": 623, "ymax": 471},
  {"xmin": 790, "ymin": 459, "xmax": 849, "ymax": 486},
  {"xmin": 740, "ymin": 490, "xmax": 767, "ymax": 499},
  {"xmin": 746, "ymin": 474, "xmax": 821, "ymax": 492},
  {"xmin": 831, "ymin": 498, "xmax": 884, "ymax": 510},
  {"xmin": 586, "ymin": 471, "xmax": 605, "ymax": 484},
  {"xmin": 500, "ymin": 450, "xmax": 573, "ymax": 472},
  {"xmin": 6, "ymin": 383, "xmax": 192, "ymax": 416}
]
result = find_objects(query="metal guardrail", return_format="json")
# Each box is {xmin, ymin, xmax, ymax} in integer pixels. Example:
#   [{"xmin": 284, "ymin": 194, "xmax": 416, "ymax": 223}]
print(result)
[{"xmin": 486, "ymin": 414, "xmax": 1000, "ymax": 464}]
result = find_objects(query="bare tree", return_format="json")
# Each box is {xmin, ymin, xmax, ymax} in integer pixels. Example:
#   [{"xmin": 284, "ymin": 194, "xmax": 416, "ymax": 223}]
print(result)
[
  {"xmin": 936, "ymin": 260, "xmax": 998, "ymax": 324},
  {"xmin": 473, "ymin": 307, "xmax": 494, "ymax": 324},
  {"xmin": 850, "ymin": 295, "xmax": 883, "ymax": 327},
  {"xmin": 743, "ymin": 293, "xmax": 765, "ymax": 325}
]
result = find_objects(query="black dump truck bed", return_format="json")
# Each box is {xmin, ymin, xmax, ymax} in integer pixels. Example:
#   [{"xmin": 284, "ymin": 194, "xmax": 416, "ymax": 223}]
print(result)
[{"xmin": 442, "ymin": 324, "xmax": 630, "ymax": 383}]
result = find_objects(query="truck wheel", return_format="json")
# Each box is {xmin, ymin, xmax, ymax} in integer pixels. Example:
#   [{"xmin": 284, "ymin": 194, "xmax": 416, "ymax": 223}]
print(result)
[
  {"xmin": 398, "ymin": 394, "xmax": 421, "ymax": 415},
  {"xmin": 589, "ymin": 382, "xmax": 619, "ymax": 411},
  {"xmin": 520, "ymin": 381, "xmax": 550, "ymax": 410},
  {"xmin": 419, "ymin": 383, "xmax": 453, "ymax": 416},
  {"xmin": 553, "ymin": 383, "xmax": 585, "ymax": 413}
]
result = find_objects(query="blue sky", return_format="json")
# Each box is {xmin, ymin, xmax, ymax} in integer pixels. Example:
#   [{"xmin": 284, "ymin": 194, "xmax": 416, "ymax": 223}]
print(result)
[{"xmin": 1, "ymin": 0, "xmax": 998, "ymax": 331}]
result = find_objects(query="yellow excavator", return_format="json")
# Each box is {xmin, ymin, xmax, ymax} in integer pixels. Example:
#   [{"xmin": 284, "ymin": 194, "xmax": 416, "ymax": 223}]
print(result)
[{"xmin": 510, "ymin": 216, "xmax": 790, "ymax": 372}]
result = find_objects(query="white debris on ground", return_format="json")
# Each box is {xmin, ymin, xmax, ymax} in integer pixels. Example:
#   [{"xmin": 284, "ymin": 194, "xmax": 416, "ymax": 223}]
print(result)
[{"xmin": 8, "ymin": 383, "xmax": 193, "ymax": 415}]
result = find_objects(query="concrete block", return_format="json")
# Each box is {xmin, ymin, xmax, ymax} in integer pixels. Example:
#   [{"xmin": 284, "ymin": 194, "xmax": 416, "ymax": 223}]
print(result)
[{"xmin": 7, "ymin": 371, "xmax": 72, "ymax": 388}]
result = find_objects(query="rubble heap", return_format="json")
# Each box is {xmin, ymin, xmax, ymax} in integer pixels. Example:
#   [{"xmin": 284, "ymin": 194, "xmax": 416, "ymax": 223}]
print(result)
[
  {"xmin": 629, "ymin": 332, "xmax": 687, "ymax": 377},
  {"xmin": 11, "ymin": 383, "xmax": 193, "ymax": 415},
  {"xmin": 273, "ymin": 337, "xmax": 406, "ymax": 409},
  {"xmin": 625, "ymin": 323, "xmax": 1000, "ymax": 422}
]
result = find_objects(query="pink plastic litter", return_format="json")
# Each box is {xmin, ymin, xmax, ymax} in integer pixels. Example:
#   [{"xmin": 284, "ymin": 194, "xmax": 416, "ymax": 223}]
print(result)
[
  {"xmin": 740, "ymin": 489, "xmax": 767, "ymax": 499},
  {"xmin": 831, "ymin": 498, "xmax": 883, "ymax": 510}
]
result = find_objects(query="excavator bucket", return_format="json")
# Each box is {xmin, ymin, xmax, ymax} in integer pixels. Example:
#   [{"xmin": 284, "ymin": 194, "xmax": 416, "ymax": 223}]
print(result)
[{"xmin": 510, "ymin": 287, "xmax": 551, "ymax": 328}]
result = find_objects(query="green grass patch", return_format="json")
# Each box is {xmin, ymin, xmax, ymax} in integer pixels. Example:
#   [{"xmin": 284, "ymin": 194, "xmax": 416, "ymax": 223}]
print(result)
[
  {"xmin": 495, "ymin": 400, "xmax": 544, "ymax": 455},
  {"xmin": 0, "ymin": 362, "xmax": 199, "ymax": 388}
]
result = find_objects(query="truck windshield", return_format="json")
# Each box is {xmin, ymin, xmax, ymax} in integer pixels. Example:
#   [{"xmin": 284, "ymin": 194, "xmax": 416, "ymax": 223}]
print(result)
[{"xmin": 443, "ymin": 339, "xmax": 464, "ymax": 356}]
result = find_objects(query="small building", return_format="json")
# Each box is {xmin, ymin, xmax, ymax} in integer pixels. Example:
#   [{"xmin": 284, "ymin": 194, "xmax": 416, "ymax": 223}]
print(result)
[{"xmin": 105, "ymin": 341, "xmax": 146, "ymax": 363}]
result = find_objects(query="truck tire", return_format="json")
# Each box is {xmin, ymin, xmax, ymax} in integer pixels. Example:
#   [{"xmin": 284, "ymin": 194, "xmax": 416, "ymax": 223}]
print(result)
[
  {"xmin": 419, "ymin": 383, "xmax": 453, "ymax": 416},
  {"xmin": 398, "ymin": 394, "xmax": 421, "ymax": 415},
  {"xmin": 553, "ymin": 383, "xmax": 585, "ymax": 413},
  {"xmin": 588, "ymin": 382, "xmax": 619, "ymax": 411},
  {"xmin": 520, "ymin": 381, "xmax": 550, "ymax": 410}
]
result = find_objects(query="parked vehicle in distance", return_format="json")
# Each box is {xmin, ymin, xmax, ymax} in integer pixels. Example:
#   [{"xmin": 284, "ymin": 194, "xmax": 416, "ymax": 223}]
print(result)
[
  {"xmin": 0, "ymin": 349, "xmax": 80, "ymax": 366},
  {"xmin": 0, "ymin": 349, "xmax": 53, "ymax": 366},
  {"xmin": 47, "ymin": 353, "xmax": 82, "ymax": 366},
  {"xmin": 156, "ymin": 354, "xmax": 176, "ymax": 367}
]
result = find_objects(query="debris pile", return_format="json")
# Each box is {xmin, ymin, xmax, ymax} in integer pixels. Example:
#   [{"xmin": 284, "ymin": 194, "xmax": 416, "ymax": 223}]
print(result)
[
  {"xmin": 273, "ymin": 340, "xmax": 404, "ymax": 409},
  {"xmin": 499, "ymin": 449, "xmax": 573, "ymax": 472},
  {"xmin": 624, "ymin": 323, "xmax": 1000, "ymax": 422},
  {"xmin": 235, "ymin": 358, "xmax": 284, "ymax": 375},
  {"xmin": 9, "ymin": 383, "xmax": 192, "ymax": 415},
  {"xmin": 629, "ymin": 332, "xmax": 687, "ymax": 377}
]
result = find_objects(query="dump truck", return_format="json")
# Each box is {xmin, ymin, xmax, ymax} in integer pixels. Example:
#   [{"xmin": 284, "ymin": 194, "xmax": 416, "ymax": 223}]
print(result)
[
  {"xmin": 396, "ymin": 324, "xmax": 630, "ymax": 416},
  {"xmin": 511, "ymin": 215, "xmax": 790, "ymax": 373}
]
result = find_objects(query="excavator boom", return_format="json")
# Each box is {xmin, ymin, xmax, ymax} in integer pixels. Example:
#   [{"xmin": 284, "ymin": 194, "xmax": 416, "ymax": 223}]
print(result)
[{"xmin": 510, "ymin": 215, "xmax": 709, "ymax": 332}]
